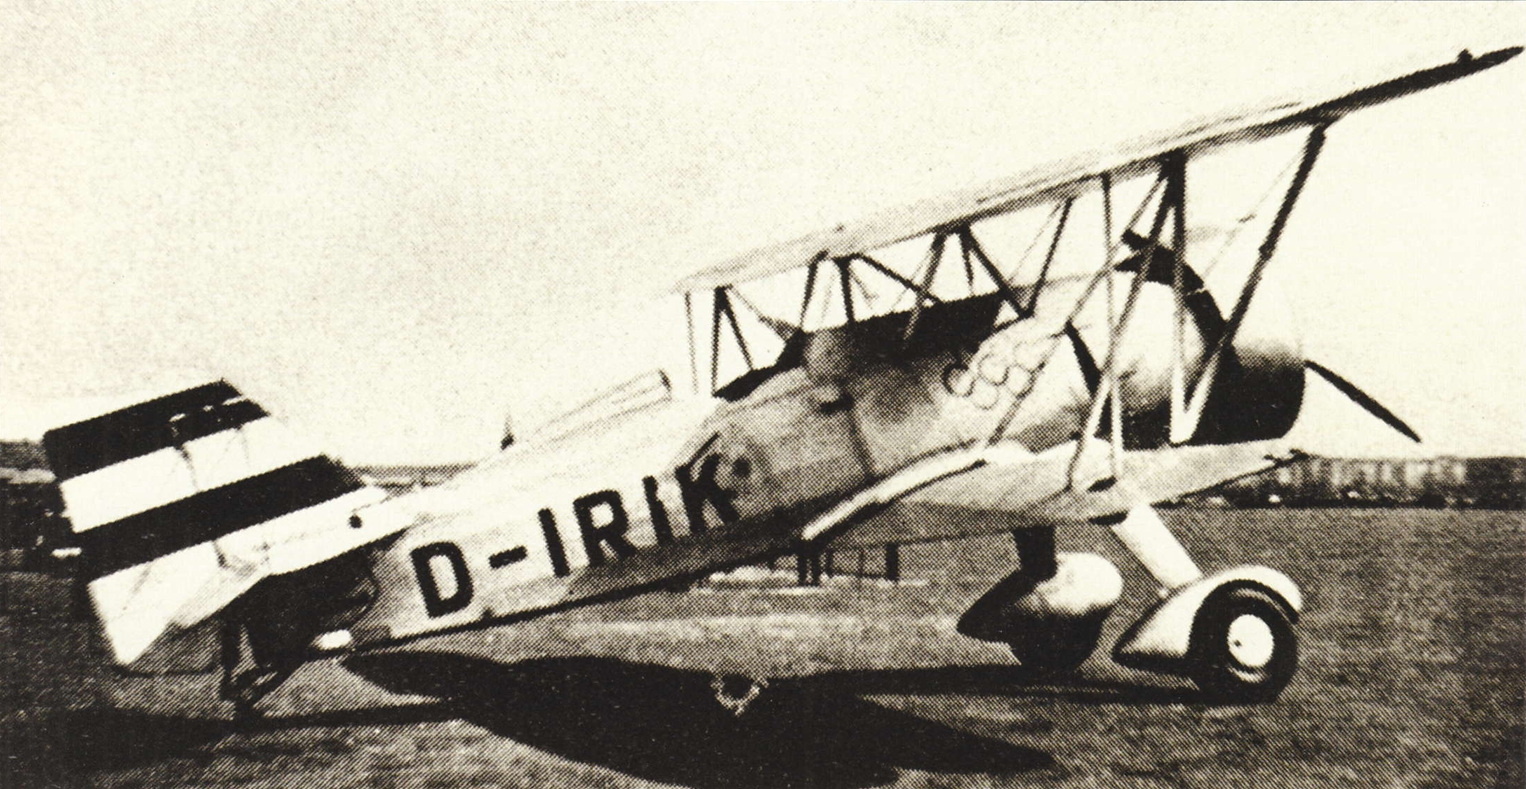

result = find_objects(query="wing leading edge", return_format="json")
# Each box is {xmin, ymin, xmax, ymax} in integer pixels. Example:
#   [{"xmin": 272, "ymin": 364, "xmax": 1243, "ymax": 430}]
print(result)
[{"xmin": 676, "ymin": 46, "xmax": 1520, "ymax": 293}]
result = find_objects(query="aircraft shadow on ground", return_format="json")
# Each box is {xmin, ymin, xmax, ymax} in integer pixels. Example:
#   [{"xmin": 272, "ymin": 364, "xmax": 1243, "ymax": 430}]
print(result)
[
  {"xmin": 791, "ymin": 663, "xmax": 1201, "ymax": 706},
  {"xmin": 2, "ymin": 656, "xmax": 1203, "ymax": 787},
  {"xmin": 343, "ymin": 651, "xmax": 1065, "ymax": 789}
]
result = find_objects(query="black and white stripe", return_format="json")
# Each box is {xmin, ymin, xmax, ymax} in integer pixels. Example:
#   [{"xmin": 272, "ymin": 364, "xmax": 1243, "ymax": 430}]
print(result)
[
  {"xmin": 43, "ymin": 381, "xmax": 372, "ymax": 581},
  {"xmin": 44, "ymin": 380, "xmax": 267, "ymax": 482},
  {"xmin": 75, "ymin": 457, "xmax": 364, "ymax": 581},
  {"xmin": 40, "ymin": 380, "xmax": 399, "ymax": 665}
]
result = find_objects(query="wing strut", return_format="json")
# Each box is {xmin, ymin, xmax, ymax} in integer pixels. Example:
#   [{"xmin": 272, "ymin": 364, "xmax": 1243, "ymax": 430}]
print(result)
[
  {"xmin": 957, "ymin": 226, "xmax": 1027, "ymax": 319},
  {"xmin": 960, "ymin": 235, "xmax": 976, "ymax": 292},
  {"xmin": 985, "ymin": 174, "xmax": 1165, "ymax": 444},
  {"xmin": 845, "ymin": 263, "xmax": 875, "ymax": 314},
  {"xmin": 1173, "ymin": 123, "xmax": 1328, "ymax": 443},
  {"xmin": 685, "ymin": 292, "xmax": 697, "ymax": 394},
  {"xmin": 798, "ymin": 256, "xmax": 822, "ymax": 329},
  {"xmin": 1223, "ymin": 125, "xmax": 1326, "ymax": 350},
  {"xmin": 709, "ymin": 288, "xmax": 724, "ymax": 393},
  {"xmin": 1025, "ymin": 198, "xmax": 1074, "ymax": 316},
  {"xmin": 902, "ymin": 233, "xmax": 949, "ymax": 342},
  {"xmin": 849, "ymin": 253, "xmax": 941, "ymax": 307},
  {"xmin": 1100, "ymin": 173, "xmax": 1122, "ymax": 480},
  {"xmin": 836, "ymin": 258, "xmax": 856, "ymax": 324},
  {"xmin": 728, "ymin": 288, "xmax": 794, "ymax": 342},
  {"xmin": 717, "ymin": 289, "xmax": 755, "ymax": 370},
  {"xmin": 1070, "ymin": 155, "xmax": 1182, "ymax": 489},
  {"xmin": 1169, "ymin": 153, "xmax": 1188, "ymax": 443}
]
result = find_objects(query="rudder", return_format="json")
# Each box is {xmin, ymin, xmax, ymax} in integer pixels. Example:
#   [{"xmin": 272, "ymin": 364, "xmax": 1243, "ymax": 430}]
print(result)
[{"xmin": 43, "ymin": 380, "xmax": 396, "ymax": 667}]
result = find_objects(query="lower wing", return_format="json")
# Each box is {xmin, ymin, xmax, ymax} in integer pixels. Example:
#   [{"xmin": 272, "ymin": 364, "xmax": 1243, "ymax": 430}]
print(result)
[
  {"xmin": 803, "ymin": 438, "xmax": 1298, "ymax": 549},
  {"xmin": 559, "ymin": 438, "xmax": 1295, "ymax": 603}
]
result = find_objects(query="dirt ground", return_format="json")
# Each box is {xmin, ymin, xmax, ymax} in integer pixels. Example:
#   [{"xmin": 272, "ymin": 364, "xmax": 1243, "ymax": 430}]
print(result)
[{"xmin": 3, "ymin": 509, "xmax": 1522, "ymax": 788}]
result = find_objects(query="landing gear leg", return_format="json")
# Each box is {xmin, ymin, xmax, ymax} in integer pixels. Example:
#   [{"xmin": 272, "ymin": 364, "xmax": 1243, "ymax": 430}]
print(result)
[
  {"xmin": 1106, "ymin": 505, "xmax": 1201, "ymax": 590},
  {"xmin": 218, "ymin": 619, "xmax": 294, "ymax": 722},
  {"xmin": 225, "ymin": 666, "xmax": 296, "ymax": 721},
  {"xmin": 1007, "ymin": 528, "xmax": 1113, "ymax": 675},
  {"xmin": 218, "ymin": 620, "xmax": 255, "ymax": 718},
  {"xmin": 958, "ymin": 527, "xmax": 1120, "ymax": 676},
  {"xmin": 1011, "ymin": 526, "xmax": 1058, "ymax": 582}
]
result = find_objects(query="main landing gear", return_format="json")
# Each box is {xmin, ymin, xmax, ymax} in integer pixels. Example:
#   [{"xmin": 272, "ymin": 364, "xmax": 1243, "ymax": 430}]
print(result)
[
  {"xmin": 956, "ymin": 527, "xmax": 1123, "ymax": 676},
  {"xmin": 1107, "ymin": 505, "xmax": 1302, "ymax": 703},
  {"xmin": 218, "ymin": 546, "xmax": 381, "ymax": 721},
  {"xmin": 1182, "ymin": 584, "xmax": 1298, "ymax": 703},
  {"xmin": 958, "ymin": 506, "xmax": 1303, "ymax": 703}
]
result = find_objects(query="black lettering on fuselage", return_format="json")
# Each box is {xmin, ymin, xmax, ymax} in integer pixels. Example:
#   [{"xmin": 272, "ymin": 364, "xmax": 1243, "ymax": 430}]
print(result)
[
  {"xmin": 644, "ymin": 475, "xmax": 675, "ymax": 545},
  {"xmin": 538, "ymin": 508, "xmax": 571, "ymax": 577},
  {"xmin": 411, "ymin": 542, "xmax": 474, "ymax": 618},
  {"xmin": 489, "ymin": 546, "xmax": 528, "ymax": 568},
  {"xmin": 675, "ymin": 454, "xmax": 738, "ymax": 532},
  {"xmin": 574, "ymin": 490, "xmax": 638, "ymax": 567},
  {"xmin": 531, "ymin": 469, "xmax": 730, "ymax": 578}
]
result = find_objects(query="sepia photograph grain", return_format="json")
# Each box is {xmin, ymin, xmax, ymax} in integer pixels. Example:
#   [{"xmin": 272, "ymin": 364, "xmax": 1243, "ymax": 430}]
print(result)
[{"xmin": 3, "ymin": 4, "xmax": 1523, "ymax": 788}]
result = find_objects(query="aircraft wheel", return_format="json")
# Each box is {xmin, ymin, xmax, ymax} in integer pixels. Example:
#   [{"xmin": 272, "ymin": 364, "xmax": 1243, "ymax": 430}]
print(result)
[
  {"xmin": 1188, "ymin": 586, "xmax": 1297, "ymax": 703},
  {"xmin": 1007, "ymin": 613, "xmax": 1107, "ymax": 676}
]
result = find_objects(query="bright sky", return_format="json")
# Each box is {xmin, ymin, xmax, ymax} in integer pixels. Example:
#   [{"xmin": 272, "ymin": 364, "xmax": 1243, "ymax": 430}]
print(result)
[{"xmin": 2, "ymin": 3, "xmax": 1524, "ymax": 463}]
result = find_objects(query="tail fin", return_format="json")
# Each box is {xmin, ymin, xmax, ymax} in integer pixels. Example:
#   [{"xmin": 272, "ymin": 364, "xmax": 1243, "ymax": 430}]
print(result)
[{"xmin": 42, "ymin": 380, "xmax": 395, "ymax": 667}]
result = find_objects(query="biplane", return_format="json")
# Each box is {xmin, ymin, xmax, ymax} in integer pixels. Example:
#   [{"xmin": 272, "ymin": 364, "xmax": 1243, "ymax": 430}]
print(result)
[{"xmin": 39, "ymin": 46, "xmax": 1518, "ymax": 716}]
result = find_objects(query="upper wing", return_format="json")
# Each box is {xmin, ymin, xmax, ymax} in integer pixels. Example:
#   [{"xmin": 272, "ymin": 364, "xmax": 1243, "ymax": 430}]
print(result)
[{"xmin": 676, "ymin": 46, "xmax": 1519, "ymax": 293}]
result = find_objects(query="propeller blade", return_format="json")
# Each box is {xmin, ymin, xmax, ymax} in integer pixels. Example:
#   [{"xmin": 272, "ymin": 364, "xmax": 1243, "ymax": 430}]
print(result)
[{"xmin": 1305, "ymin": 360, "xmax": 1421, "ymax": 443}]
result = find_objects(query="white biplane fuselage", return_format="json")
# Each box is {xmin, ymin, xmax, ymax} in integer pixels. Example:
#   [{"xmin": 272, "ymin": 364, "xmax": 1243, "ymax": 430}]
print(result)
[{"xmin": 350, "ymin": 269, "xmax": 1302, "ymax": 652}]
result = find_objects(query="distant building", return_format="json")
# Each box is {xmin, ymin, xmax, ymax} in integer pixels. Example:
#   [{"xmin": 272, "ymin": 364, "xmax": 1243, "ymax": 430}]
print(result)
[
  {"xmin": 0, "ymin": 440, "xmax": 67, "ymax": 564},
  {"xmin": 1460, "ymin": 457, "xmax": 1526, "ymax": 509},
  {"xmin": 1202, "ymin": 455, "xmax": 1524, "ymax": 509}
]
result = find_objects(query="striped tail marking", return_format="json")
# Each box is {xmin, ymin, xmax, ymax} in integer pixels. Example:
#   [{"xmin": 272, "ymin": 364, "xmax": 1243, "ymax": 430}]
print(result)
[{"xmin": 43, "ymin": 381, "xmax": 390, "ymax": 665}]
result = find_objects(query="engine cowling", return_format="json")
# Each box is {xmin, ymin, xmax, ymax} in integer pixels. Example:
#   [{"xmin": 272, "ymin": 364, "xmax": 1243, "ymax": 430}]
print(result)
[{"xmin": 977, "ymin": 262, "xmax": 1306, "ymax": 453}]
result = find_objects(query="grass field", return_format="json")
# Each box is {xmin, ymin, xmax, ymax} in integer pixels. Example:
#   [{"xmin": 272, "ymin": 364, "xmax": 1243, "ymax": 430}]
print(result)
[{"xmin": 3, "ymin": 509, "xmax": 1522, "ymax": 788}]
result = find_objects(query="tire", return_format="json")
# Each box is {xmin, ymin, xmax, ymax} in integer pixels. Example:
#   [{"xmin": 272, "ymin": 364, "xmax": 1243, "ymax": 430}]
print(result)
[{"xmin": 1188, "ymin": 586, "xmax": 1297, "ymax": 703}]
